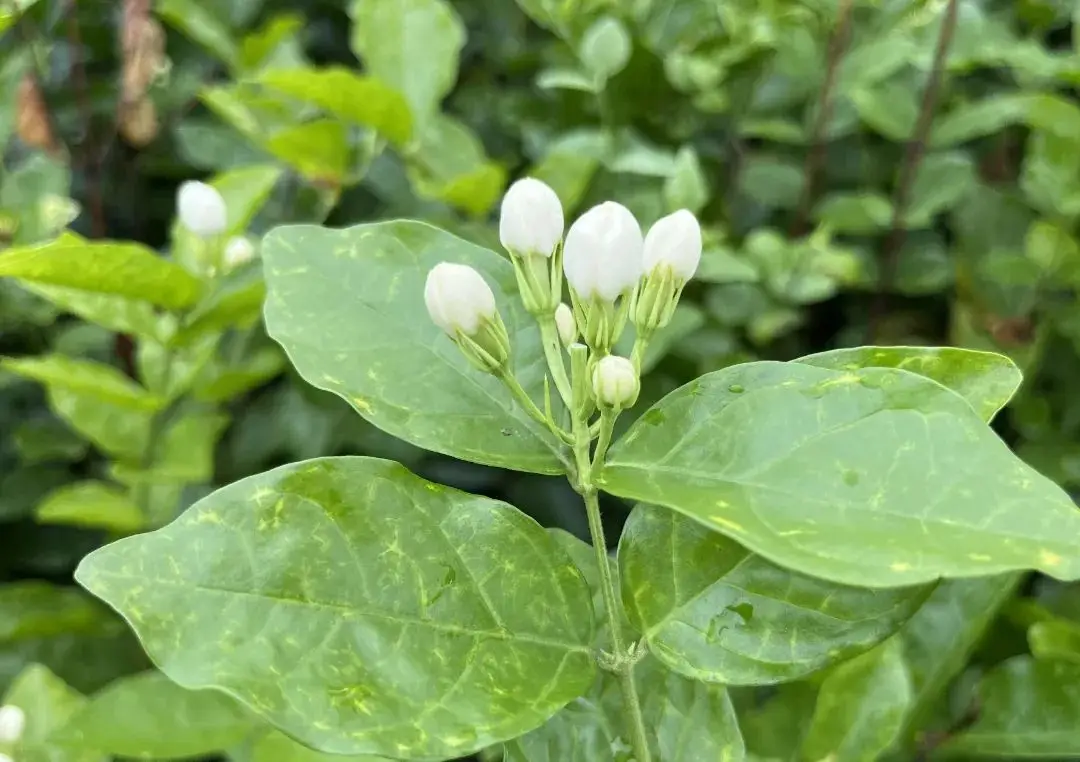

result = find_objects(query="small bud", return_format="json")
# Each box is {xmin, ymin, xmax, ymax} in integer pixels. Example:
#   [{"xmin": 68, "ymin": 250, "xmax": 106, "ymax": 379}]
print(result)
[
  {"xmin": 592, "ymin": 354, "xmax": 639, "ymax": 409},
  {"xmin": 0, "ymin": 705, "xmax": 25, "ymax": 744},
  {"xmin": 563, "ymin": 201, "xmax": 644, "ymax": 301},
  {"xmin": 224, "ymin": 236, "xmax": 256, "ymax": 268},
  {"xmin": 643, "ymin": 209, "xmax": 702, "ymax": 281},
  {"xmin": 177, "ymin": 181, "xmax": 227, "ymax": 238},
  {"xmin": 499, "ymin": 177, "xmax": 564, "ymax": 258},
  {"xmin": 555, "ymin": 302, "xmax": 577, "ymax": 345},
  {"xmin": 425, "ymin": 263, "xmax": 510, "ymax": 373}
]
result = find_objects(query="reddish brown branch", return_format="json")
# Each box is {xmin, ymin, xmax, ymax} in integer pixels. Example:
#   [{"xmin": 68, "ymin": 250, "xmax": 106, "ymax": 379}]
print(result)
[
  {"xmin": 868, "ymin": 0, "xmax": 959, "ymax": 343},
  {"xmin": 790, "ymin": 0, "xmax": 855, "ymax": 238}
]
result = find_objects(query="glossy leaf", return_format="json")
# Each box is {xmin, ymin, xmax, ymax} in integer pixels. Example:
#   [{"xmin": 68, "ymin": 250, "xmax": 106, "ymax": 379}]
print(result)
[
  {"xmin": 579, "ymin": 17, "xmax": 631, "ymax": 82},
  {"xmin": 75, "ymin": 457, "xmax": 595, "ymax": 759},
  {"xmin": 35, "ymin": 481, "xmax": 144, "ymax": 533},
  {"xmin": 250, "ymin": 729, "xmax": 385, "ymax": 762},
  {"xmin": 264, "ymin": 120, "xmax": 350, "ymax": 185},
  {"xmin": 800, "ymin": 639, "xmax": 912, "ymax": 762},
  {"xmin": 619, "ymin": 504, "xmax": 927, "ymax": 685},
  {"xmin": 348, "ymin": 0, "xmax": 464, "ymax": 131},
  {"xmin": 18, "ymin": 283, "xmax": 167, "ymax": 342},
  {"xmin": 258, "ymin": 67, "xmax": 412, "ymax": 146},
  {"xmin": 796, "ymin": 345, "xmax": 1022, "ymax": 422},
  {"xmin": 1028, "ymin": 618, "xmax": 1080, "ymax": 664},
  {"xmin": 47, "ymin": 389, "xmax": 152, "ymax": 462},
  {"xmin": 0, "ymin": 239, "xmax": 202, "ymax": 309},
  {"xmin": 942, "ymin": 657, "xmax": 1080, "ymax": 758},
  {"xmin": 55, "ymin": 671, "xmax": 254, "ymax": 759},
  {"xmin": 262, "ymin": 221, "xmax": 564, "ymax": 474},
  {"xmin": 1, "ymin": 356, "xmax": 162, "ymax": 411},
  {"xmin": 2, "ymin": 663, "xmax": 99, "ymax": 762},
  {"xmin": 599, "ymin": 361, "xmax": 1080, "ymax": 587}
]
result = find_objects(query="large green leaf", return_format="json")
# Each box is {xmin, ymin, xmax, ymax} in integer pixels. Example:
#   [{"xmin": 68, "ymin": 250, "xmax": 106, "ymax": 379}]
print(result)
[
  {"xmin": 55, "ymin": 671, "xmax": 255, "ymax": 759},
  {"xmin": 795, "ymin": 346, "xmax": 1022, "ymax": 422},
  {"xmin": 598, "ymin": 361, "xmax": 1080, "ymax": 587},
  {"xmin": 941, "ymin": 656, "xmax": 1080, "ymax": 758},
  {"xmin": 261, "ymin": 221, "xmax": 565, "ymax": 474},
  {"xmin": 800, "ymin": 639, "xmax": 913, "ymax": 762},
  {"xmin": 75, "ymin": 457, "xmax": 595, "ymax": 760},
  {"xmin": 348, "ymin": 0, "xmax": 464, "ymax": 131},
  {"xmin": 2, "ymin": 663, "xmax": 100, "ymax": 762},
  {"xmin": 250, "ymin": 728, "xmax": 385, "ymax": 762},
  {"xmin": 618, "ymin": 504, "xmax": 928, "ymax": 685},
  {"xmin": 0, "ymin": 240, "xmax": 202, "ymax": 309},
  {"xmin": 257, "ymin": 67, "xmax": 412, "ymax": 146}
]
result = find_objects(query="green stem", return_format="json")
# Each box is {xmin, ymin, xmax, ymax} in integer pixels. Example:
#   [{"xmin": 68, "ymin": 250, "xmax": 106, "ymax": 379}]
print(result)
[
  {"xmin": 574, "ymin": 420, "xmax": 652, "ymax": 762},
  {"xmin": 630, "ymin": 334, "xmax": 650, "ymax": 374},
  {"xmin": 539, "ymin": 318, "xmax": 573, "ymax": 408},
  {"xmin": 498, "ymin": 370, "xmax": 573, "ymax": 444},
  {"xmin": 592, "ymin": 409, "xmax": 617, "ymax": 468}
]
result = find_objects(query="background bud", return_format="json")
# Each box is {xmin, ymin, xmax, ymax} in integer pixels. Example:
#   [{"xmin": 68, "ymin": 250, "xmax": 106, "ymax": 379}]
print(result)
[
  {"xmin": 177, "ymin": 181, "xmax": 227, "ymax": 237},
  {"xmin": 592, "ymin": 354, "xmax": 639, "ymax": 408},
  {"xmin": 644, "ymin": 209, "xmax": 702, "ymax": 281},
  {"xmin": 563, "ymin": 201, "xmax": 643, "ymax": 301},
  {"xmin": 424, "ymin": 262, "xmax": 498, "ymax": 336},
  {"xmin": 0, "ymin": 705, "xmax": 25, "ymax": 744},
  {"xmin": 555, "ymin": 302, "xmax": 577, "ymax": 345},
  {"xmin": 499, "ymin": 178, "xmax": 564, "ymax": 257},
  {"xmin": 224, "ymin": 236, "xmax": 256, "ymax": 268}
]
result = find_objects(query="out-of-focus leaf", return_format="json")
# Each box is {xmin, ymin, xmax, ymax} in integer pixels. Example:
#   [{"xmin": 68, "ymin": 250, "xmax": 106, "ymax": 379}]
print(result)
[
  {"xmin": 578, "ymin": 16, "xmax": 631, "ymax": 82},
  {"xmin": 265, "ymin": 120, "xmax": 350, "ymax": 186},
  {"xmin": 158, "ymin": 0, "xmax": 239, "ymax": 70},
  {"xmin": 1, "ymin": 356, "xmax": 162, "ymax": 411},
  {"xmin": 814, "ymin": 192, "xmax": 893, "ymax": 234},
  {"xmin": 905, "ymin": 153, "xmax": 977, "ymax": 228},
  {"xmin": 35, "ymin": 481, "xmax": 144, "ymax": 533},
  {"xmin": 663, "ymin": 145, "xmax": 708, "ymax": 214},
  {"xmin": 2, "ymin": 663, "xmax": 99, "ymax": 762},
  {"xmin": 406, "ymin": 115, "xmax": 506, "ymax": 216}
]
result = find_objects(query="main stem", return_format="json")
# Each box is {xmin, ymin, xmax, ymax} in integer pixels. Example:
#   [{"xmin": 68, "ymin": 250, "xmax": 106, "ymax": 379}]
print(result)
[{"xmin": 573, "ymin": 422, "xmax": 651, "ymax": 762}]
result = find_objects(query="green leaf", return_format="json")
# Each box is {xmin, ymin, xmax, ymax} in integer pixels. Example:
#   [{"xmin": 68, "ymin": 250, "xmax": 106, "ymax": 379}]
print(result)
[
  {"xmin": 536, "ymin": 68, "xmax": 597, "ymax": 93},
  {"xmin": 55, "ymin": 671, "xmax": 254, "ymax": 759},
  {"xmin": 405, "ymin": 114, "xmax": 507, "ymax": 216},
  {"xmin": 35, "ymin": 481, "xmax": 144, "ymax": 533},
  {"xmin": 75, "ymin": 457, "xmax": 595, "ymax": 760},
  {"xmin": 1, "ymin": 356, "xmax": 162, "ymax": 411},
  {"xmin": 0, "ymin": 153, "xmax": 77, "ymax": 245},
  {"xmin": 250, "ymin": 729, "xmax": 385, "ymax": 762},
  {"xmin": 2, "ymin": 663, "xmax": 99, "ymax": 762},
  {"xmin": 851, "ymin": 81, "xmax": 919, "ymax": 141},
  {"xmin": 663, "ymin": 146, "xmax": 708, "ymax": 215},
  {"xmin": 47, "ymin": 389, "xmax": 152, "ymax": 462},
  {"xmin": 578, "ymin": 16, "xmax": 631, "ymax": 82},
  {"xmin": 0, "ymin": 1, "xmax": 41, "ymax": 39},
  {"xmin": 17, "ymin": 283, "xmax": 168, "ymax": 342},
  {"xmin": 264, "ymin": 120, "xmax": 350, "ymax": 186},
  {"xmin": 896, "ymin": 575, "xmax": 1022, "ymax": 745},
  {"xmin": 929, "ymin": 93, "xmax": 1033, "ymax": 147},
  {"xmin": 800, "ymin": 638, "xmax": 912, "ymax": 762},
  {"xmin": 0, "ymin": 239, "xmax": 202, "ymax": 309},
  {"xmin": 528, "ymin": 149, "xmax": 600, "ymax": 215},
  {"xmin": 619, "ymin": 504, "xmax": 927, "ymax": 685},
  {"xmin": 942, "ymin": 657, "xmax": 1080, "ymax": 758},
  {"xmin": 795, "ymin": 346, "xmax": 1022, "ymax": 422},
  {"xmin": 905, "ymin": 152, "xmax": 977, "ymax": 228},
  {"xmin": 262, "ymin": 221, "xmax": 564, "ymax": 474},
  {"xmin": 257, "ymin": 67, "xmax": 412, "ymax": 146},
  {"xmin": 348, "ymin": 0, "xmax": 464, "ymax": 131},
  {"xmin": 158, "ymin": 0, "xmax": 239, "ymax": 70},
  {"xmin": 598, "ymin": 361, "xmax": 1080, "ymax": 587},
  {"xmin": 814, "ymin": 192, "xmax": 893, "ymax": 234}
]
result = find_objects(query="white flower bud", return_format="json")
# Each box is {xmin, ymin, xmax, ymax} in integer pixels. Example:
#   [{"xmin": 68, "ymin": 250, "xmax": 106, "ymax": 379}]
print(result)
[
  {"xmin": 499, "ymin": 178, "xmax": 564, "ymax": 257},
  {"xmin": 424, "ymin": 262, "xmax": 498, "ymax": 336},
  {"xmin": 563, "ymin": 201, "xmax": 644, "ymax": 302},
  {"xmin": 592, "ymin": 354, "xmax": 639, "ymax": 409},
  {"xmin": 643, "ymin": 209, "xmax": 702, "ymax": 281},
  {"xmin": 0, "ymin": 705, "xmax": 25, "ymax": 744},
  {"xmin": 555, "ymin": 302, "xmax": 577, "ymax": 345},
  {"xmin": 176, "ymin": 180, "xmax": 227, "ymax": 237},
  {"xmin": 223, "ymin": 236, "xmax": 255, "ymax": 268}
]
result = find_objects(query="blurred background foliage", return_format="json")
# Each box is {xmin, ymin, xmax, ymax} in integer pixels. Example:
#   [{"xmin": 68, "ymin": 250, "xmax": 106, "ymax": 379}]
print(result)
[{"xmin": 3, "ymin": 0, "xmax": 1080, "ymax": 759}]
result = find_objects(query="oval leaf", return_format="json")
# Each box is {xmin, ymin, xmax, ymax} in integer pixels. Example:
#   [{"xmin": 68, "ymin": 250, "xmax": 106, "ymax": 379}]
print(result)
[
  {"xmin": 262, "ymin": 221, "xmax": 565, "ymax": 474},
  {"xmin": 74, "ymin": 457, "xmax": 595, "ymax": 760},
  {"xmin": 599, "ymin": 361, "xmax": 1080, "ymax": 587},
  {"xmin": 796, "ymin": 345, "xmax": 1022, "ymax": 422},
  {"xmin": 618, "ymin": 504, "xmax": 928, "ymax": 685}
]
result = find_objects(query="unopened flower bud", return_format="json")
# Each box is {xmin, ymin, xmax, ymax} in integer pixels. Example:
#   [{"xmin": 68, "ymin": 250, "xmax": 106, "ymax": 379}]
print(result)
[
  {"xmin": 563, "ymin": 201, "xmax": 643, "ymax": 301},
  {"xmin": 643, "ymin": 209, "xmax": 701, "ymax": 281},
  {"xmin": 555, "ymin": 302, "xmax": 577, "ymax": 345},
  {"xmin": 592, "ymin": 355, "xmax": 639, "ymax": 409},
  {"xmin": 500, "ymin": 178, "xmax": 564, "ymax": 258},
  {"xmin": 177, "ymin": 181, "xmax": 227, "ymax": 238},
  {"xmin": 0, "ymin": 705, "xmax": 25, "ymax": 744},
  {"xmin": 424, "ymin": 263, "xmax": 510, "ymax": 373},
  {"xmin": 224, "ymin": 236, "xmax": 255, "ymax": 268},
  {"xmin": 634, "ymin": 209, "xmax": 702, "ymax": 336}
]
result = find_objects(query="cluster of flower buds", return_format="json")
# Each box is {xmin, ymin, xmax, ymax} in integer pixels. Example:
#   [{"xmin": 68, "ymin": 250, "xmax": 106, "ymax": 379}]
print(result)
[
  {"xmin": 423, "ymin": 177, "xmax": 701, "ymax": 412},
  {"xmin": 0, "ymin": 703, "xmax": 26, "ymax": 762}
]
